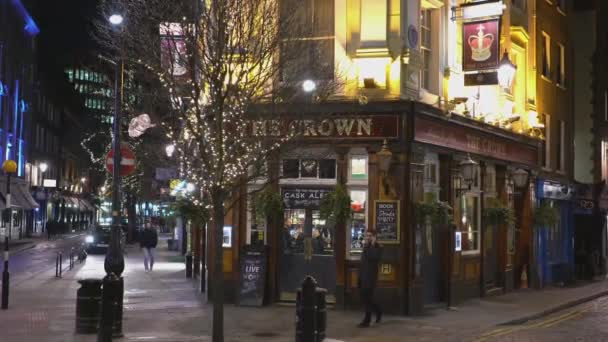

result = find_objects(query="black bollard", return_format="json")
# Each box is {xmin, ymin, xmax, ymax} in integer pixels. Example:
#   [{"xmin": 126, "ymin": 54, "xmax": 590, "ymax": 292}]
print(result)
[
  {"xmin": 2, "ymin": 237, "xmax": 9, "ymax": 309},
  {"xmin": 55, "ymin": 252, "xmax": 59, "ymax": 277},
  {"xmin": 296, "ymin": 276, "xmax": 317, "ymax": 342},
  {"xmin": 59, "ymin": 252, "xmax": 63, "ymax": 277},
  {"xmin": 185, "ymin": 254, "xmax": 193, "ymax": 278},
  {"xmin": 112, "ymin": 277, "xmax": 123, "ymax": 337},
  {"xmin": 98, "ymin": 273, "xmax": 119, "ymax": 342}
]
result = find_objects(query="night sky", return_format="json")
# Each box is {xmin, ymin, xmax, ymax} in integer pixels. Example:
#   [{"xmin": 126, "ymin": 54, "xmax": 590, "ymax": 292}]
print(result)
[{"xmin": 29, "ymin": 0, "xmax": 100, "ymax": 71}]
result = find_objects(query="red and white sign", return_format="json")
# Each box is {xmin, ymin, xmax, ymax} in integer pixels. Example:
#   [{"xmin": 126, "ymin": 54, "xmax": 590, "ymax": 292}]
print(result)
[{"xmin": 106, "ymin": 144, "xmax": 137, "ymax": 176}]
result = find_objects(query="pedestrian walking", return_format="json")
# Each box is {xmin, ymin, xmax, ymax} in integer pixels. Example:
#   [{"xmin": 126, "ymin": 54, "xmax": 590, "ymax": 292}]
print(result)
[
  {"xmin": 140, "ymin": 223, "xmax": 158, "ymax": 272},
  {"xmin": 358, "ymin": 230, "xmax": 383, "ymax": 328}
]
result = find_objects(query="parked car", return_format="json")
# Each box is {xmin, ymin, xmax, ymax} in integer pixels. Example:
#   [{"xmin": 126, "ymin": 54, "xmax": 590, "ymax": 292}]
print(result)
[{"xmin": 85, "ymin": 225, "xmax": 124, "ymax": 253}]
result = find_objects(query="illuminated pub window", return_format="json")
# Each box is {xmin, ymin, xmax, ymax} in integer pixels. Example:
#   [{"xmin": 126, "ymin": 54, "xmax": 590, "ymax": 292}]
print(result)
[
  {"xmin": 360, "ymin": 0, "xmax": 387, "ymax": 45},
  {"xmin": 281, "ymin": 159, "xmax": 336, "ymax": 179},
  {"xmin": 557, "ymin": 43, "xmax": 565, "ymax": 87},
  {"xmin": 350, "ymin": 156, "xmax": 368, "ymax": 180},
  {"xmin": 348, "ymin": 189, "xmax": 367, "ymax": 256}
]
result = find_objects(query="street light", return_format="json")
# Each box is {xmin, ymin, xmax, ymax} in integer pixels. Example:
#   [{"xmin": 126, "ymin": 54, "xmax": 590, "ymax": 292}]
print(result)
[
  {"xmin": 512, "ymin": 169, "xmax": 529, "ymax": 189},
  {"xmin": 498, "ymin": 50, "xmax": 517, "ymax": 90},
  {"xmin": 165, "ymin": 144, "xmax": 175, "ymax": 158},
  {"xmin": 302, "ymin": 79, "xmax": 316, "ymax": 93},
  {"xmin": 376, "ymin": 140, "xmax": 393, "ymax": 196},
  {"xmin": 108, "ymin": 14, "xmax": 124, "ymax": 26},
  {"xmin": 39, "ymin": 162, "xmax": 48, "ymax": 173}
]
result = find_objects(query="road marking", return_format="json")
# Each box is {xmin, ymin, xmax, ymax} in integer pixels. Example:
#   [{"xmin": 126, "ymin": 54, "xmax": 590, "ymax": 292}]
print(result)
[{"xmin": 474, "ymin": 309, "xmax": 585, "ymax": 341}]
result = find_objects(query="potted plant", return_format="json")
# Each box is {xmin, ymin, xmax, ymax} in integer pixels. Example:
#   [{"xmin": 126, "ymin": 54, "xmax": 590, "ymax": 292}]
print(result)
[
  {"xmin": 414, "ymin": 200, "xmax": 453, "ymax": 226},
  {"xmin": 319, "ymin": 184, "xmax": 352, "ymax": 227},
  {"xmin": 254, "ymin": 187, "xmax": 284, "ymax": 224},
  {"xmin": 483, "ymin": 198, "xmax": 515, "ymax": 227},
  {"xmin": 533, "ymin": 201, "xmax": 559, "ymax": 227}
]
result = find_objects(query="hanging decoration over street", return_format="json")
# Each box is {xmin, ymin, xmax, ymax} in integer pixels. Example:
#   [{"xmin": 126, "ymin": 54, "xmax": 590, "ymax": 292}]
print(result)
[{"xmin": 128, "ymin": 114, "xmax": 156, "ymax": 138}]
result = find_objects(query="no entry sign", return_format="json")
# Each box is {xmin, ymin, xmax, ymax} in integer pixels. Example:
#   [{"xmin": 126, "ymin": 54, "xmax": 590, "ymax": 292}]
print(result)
[{"xmin": 106, "ymin": 144, "xmax": 136, "ymax": 176}]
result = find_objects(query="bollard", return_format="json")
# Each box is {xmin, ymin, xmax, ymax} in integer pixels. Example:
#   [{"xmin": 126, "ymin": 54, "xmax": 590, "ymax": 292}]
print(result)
[
  {"xmin": 185, "ymin": 254, "xmax": 193, "ymax": 278},
  {"xmin": 296, "ymin": 276, "xmax": 317, "ymax": 342},
  {"xmin": 1, "ymin": 237, "xmax": 9, "ymax": 309},
  {"xmin": 112, "ymin": 277, "xmax": 123, "ymax": 337},
  {"xmin": 55, "ymin": 252, "xmax": 60, "ymax": 277},
  {"xmin": 59, "ymin": 252, "xmax": 63, "ymax": 277},
  {"xmin": 315, "ymin": 287, "xmax": 327, "ymax": 341},
  {"xmin": 70, "ymin": 248, "xmax": 75, "ymax": 270},
  {"xmin": 97, "ymin": 273, "xmax": 119, "ymax": 342}
]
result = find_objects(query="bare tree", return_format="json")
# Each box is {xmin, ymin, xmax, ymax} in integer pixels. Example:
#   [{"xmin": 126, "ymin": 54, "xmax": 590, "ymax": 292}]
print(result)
[{"xmin": 95, "ymin": 0, "xmax": 338, "ymax": 340}]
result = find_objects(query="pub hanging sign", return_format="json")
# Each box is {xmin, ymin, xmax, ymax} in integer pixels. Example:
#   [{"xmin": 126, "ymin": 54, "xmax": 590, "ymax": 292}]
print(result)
[{"xmin": 463, "ymin": 19, "xmax": 500, "ymax": 72}]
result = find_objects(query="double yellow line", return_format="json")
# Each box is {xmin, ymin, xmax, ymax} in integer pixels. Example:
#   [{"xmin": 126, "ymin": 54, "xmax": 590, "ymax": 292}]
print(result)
[{"xmin": 474, "ymin": 309, "xmax": 584, "ymax": 341}]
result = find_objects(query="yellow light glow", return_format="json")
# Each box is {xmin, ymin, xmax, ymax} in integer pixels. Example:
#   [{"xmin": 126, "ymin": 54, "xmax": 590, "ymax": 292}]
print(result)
[
  {"xmin": 360, "ymin": 0, "xmax": 387, "ymax": 43},
  {"xmin": 355, "ymin": 57, "xmax": 391, "ymax": 88},
  {"xmin": 528, "ymin": 110, "xmax": 544, "ymax": 128}
]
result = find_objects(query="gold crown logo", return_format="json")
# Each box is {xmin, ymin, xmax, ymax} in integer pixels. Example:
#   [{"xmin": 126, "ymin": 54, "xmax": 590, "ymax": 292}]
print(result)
[{"xmin": 468, "ymin": 24, "xmax": 494, "ymax": 62}]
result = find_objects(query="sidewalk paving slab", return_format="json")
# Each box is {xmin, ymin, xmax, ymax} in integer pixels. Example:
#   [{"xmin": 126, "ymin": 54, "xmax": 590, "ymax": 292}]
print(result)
[{"xmin": 1, "ymin": 237, "xmax": 608, "ymax": 342}]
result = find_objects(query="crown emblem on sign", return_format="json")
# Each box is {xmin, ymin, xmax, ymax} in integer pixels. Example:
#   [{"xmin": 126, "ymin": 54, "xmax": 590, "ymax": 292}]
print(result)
[{"xmin": 468, "ymin": 24, "xmax": 494, "ymax": 62}]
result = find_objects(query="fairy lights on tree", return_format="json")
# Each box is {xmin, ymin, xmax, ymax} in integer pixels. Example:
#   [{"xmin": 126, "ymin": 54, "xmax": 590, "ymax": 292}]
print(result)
[{"xmin": 95, "ymin": 0, "xmax": 337, "ymax": 340}]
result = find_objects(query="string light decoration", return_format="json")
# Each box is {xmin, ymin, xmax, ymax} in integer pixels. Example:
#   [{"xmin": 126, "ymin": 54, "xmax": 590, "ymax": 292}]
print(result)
[{"xmin": 95, "ymin": 0, "xmax": 332, "ymax": 337}]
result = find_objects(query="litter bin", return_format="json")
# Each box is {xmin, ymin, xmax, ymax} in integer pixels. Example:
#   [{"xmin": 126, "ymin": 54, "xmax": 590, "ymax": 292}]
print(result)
[{"xmin": 75, "ymin": 278, "xmax": 103, "ymax": 334}]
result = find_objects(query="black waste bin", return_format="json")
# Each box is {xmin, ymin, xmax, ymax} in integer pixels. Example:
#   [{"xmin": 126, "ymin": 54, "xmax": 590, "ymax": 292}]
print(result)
[{"xmin": 75, "ymin": 278, "xmax": 103, "ymax": 334}]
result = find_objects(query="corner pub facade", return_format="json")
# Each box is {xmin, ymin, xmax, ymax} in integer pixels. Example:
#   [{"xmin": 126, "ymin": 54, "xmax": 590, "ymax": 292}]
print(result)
[
  {"xmin": 205, "ymin": 100, "xmax": 540, "ymax": 314},
  {"xmin": 203, "ymin": 0, "xmax": 564, "ymax": 315}
]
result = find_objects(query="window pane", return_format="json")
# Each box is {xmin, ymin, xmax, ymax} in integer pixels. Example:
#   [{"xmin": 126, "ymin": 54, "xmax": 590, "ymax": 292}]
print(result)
[
  {"xmin": 351, "ymin": 156, "xmax": 367, "ymax": 179},
  {"xmin": 319, "ymin": 159, "xmax": 336, "ymax": 179},
  {"xmin": 349, "ymin": 190, "xmax": 367, "ymax": 255},
  {"xmin": 301, "ymin": 159, "xmax": 318, "ymax": 178},
  {"xmin": 282, "ymin": 159, "xmax": 299, "ymax": 178},
  {"xmin": 460, "ymin": 195, "xmax": 479, "ymax": 252},
  {"xmin": 283, "ymin": 209, "xmax": 306, "ymax": 254},
  {"xmin": 312, "ymin": 210, "xmax": 332, "ymax": 255}
]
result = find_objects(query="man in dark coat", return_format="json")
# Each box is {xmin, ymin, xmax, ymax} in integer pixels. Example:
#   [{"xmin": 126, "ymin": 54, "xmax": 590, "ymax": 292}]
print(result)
[
  {"xmin": 358, "ymin": 230, "xmax": 383, "ymax": 327},
  {"xmin": 140, "ymin": 223, "xmax": 158, "ymax": 271}
]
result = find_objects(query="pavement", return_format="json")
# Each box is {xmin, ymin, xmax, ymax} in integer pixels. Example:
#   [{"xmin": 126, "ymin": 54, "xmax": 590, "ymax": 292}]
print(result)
[
  {"xmin": 1, "ymin": 235, "xmax": 608, "ymax": 341},
  {"xmin": 4, "ymin": 232, "xmax": 84, "ymax": 254}
]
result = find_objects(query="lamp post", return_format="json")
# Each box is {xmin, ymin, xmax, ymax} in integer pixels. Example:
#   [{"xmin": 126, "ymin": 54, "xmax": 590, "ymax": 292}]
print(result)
[
  {"xmin": 376, "ymin": 140, "xmax": 393, "ymax": 198},
  {"xmin": 456, "ymin": 154, "xmax": 479, "ymax": 197},
  {"xmin": 1, "ymin": 159, "xmax": 16, "ymax": 310},
  {"xmin": 97, "ymin": 13, "xmax": 125, "ymax": 341},
  {"xmin": 512, "ymin": 169, "xmax": 529, "ymax": 189},
  {"xmin": 79, "ymin": 177, "xmax": 86, "ymax": 230},
  {"xmin": 39, "ymin": 162, "xmax": 48, "ymax": 234}
]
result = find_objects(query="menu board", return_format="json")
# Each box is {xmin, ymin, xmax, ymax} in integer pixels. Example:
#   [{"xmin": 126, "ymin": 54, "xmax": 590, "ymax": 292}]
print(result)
[
  {"xmin": 374, "ymin": 200, "xmax": 400, "ymax": 244},
  {"xmin": 238, "ymin": 247, "xmax": 267, "ymax": 306}
]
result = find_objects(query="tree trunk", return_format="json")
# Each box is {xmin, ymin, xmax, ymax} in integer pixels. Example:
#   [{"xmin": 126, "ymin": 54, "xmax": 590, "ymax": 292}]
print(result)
[{"xmin": 212, "ymin": 192, "xmax": 225, "ymax": 342}]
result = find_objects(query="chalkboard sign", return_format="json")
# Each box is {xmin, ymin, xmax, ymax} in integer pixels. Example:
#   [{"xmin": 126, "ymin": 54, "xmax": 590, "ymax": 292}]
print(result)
[
  {"xmin": 238, "ymin": 246, "xmax": 267, "ymax": 306},
  {"xmin": 374, "ymin": 200, "xmax": 400, "ymax": 244}
]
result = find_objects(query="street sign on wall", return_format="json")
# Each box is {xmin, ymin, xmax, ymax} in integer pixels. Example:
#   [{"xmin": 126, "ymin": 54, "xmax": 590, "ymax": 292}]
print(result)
[{"xmin": 106, "ymin": 144, "xmax": 136, "ymax": 176}]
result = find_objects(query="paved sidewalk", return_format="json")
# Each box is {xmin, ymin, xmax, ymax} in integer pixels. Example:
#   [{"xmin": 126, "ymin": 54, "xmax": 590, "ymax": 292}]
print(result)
[
  {"xmin": 1, "ymin": 237, "xmax": 608, "ymax": 341},
  {"xmin": 5, "ymin": 232, "xmax": 85, "ymax": 254}
]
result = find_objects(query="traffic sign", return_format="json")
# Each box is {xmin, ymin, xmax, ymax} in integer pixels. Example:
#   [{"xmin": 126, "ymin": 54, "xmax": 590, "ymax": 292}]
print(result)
[{"xmin": 106, "ymin": 144, "xmax": 136, "ymax": 176}]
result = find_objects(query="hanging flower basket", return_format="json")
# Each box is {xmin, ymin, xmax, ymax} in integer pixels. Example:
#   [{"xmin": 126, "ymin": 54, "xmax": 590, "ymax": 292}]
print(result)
[
  {"xmin": 414, "ymin": 200, "xmax": 453, "ymax": 226},
  {"xmin": 483, "ymin": 198, "xmax": 515, "ymax": 227},
  {"xmin": 534, "ymin": 201, "xmax": 559, "ymax": 227},
  {"xmin": 254, "ymin": 187, "xmax": 284, "ymax": 222},
  {"xmin": 320, "ymin": 184, "xmax": 352, "ymax": 227}
]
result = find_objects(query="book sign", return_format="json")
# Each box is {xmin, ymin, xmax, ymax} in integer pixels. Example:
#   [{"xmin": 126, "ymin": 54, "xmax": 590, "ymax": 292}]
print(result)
[
  {"xmin": 238, "ymin": 246, "xmax": 267, "ymax": 307},
  {"xmin": 374, "ymin": 200, "xmax": 400, "ymax": 244}
]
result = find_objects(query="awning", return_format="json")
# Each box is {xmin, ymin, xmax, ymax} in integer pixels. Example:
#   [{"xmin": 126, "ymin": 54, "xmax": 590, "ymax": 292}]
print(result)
[
  {"xmin": 0, "ymin": 184, "xmax": 39, "ymax": 210},
  {"xmin": 79, "ymin": 199, "xmax": 95, "ymax": 211}
]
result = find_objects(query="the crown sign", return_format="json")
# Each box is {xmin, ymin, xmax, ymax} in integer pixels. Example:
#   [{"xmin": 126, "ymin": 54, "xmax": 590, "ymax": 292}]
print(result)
[{"xmin": 468, "ymin": 24, "xmax": 494, "ymax": 62}]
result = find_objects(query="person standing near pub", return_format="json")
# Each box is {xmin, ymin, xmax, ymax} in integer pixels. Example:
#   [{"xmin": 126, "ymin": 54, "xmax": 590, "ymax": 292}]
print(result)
[{"xmin": 358, "ymin": 230, "xmax": 383, "ymax": 327}]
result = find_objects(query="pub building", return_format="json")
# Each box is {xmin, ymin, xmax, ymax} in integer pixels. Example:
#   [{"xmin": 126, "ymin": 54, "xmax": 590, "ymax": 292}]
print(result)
[{"xmin": 203, "ymin": 0, "xmax": 573, "ymax": 315}]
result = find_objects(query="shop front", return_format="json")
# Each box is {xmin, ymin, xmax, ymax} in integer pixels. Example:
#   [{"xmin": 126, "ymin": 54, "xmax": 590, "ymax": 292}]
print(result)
[
  {"xmin": 534, "ymin": 179, "xmax": 575, "ymax": 287},
  {"xmin": 412, "ymin": 104, "xmax": 539, "ymax": 306}
]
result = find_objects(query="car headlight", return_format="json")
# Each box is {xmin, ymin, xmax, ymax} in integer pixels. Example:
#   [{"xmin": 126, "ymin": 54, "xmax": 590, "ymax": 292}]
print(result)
[{"xmin": 85, "ymin": 235, "xmax": 94, "ymax": 243}]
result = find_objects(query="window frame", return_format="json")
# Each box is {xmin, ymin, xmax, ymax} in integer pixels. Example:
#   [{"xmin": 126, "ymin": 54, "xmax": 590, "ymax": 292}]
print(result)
[
  {"xmin": 347, "ymin": 187, "xmax": 368, "ymax": 259},
  {"xmin": 541, "ymin": 32, "xmax": 551, "ymax": 80},
  {"xmin": 420, "ymin": 8, "xmax": 432, "ymax": 91},
  {"xmin": 348, "ymin": 154, "xmax": 369, "ymax": 182},
  {"xmin": 558, "ymin": 120, "xmax": 566, "ymax": 172},
  {"xmin": 542, "ymin": 114, "xmax": 551, "ymax": 169},
  {"xmin": 557, "ymin": 43, "xmax": 565, "ymax": 88}
]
